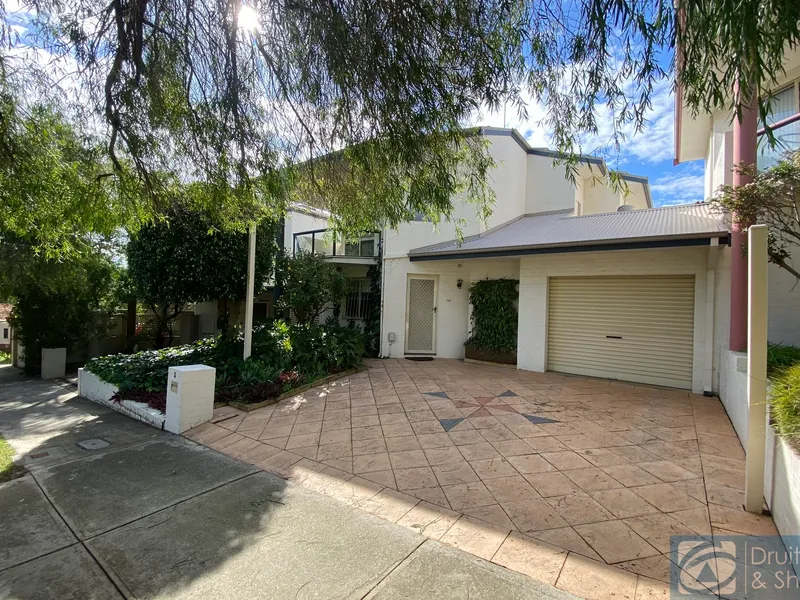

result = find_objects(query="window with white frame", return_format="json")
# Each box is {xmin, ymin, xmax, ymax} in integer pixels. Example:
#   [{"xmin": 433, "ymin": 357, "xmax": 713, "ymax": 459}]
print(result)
[
  {"xmin": 344, "ymin": 278, "xmax": 370, "ymax": 320},
  {"xmin": 2, "ymin": 328, "xmax": 8, "ymax": 340}
]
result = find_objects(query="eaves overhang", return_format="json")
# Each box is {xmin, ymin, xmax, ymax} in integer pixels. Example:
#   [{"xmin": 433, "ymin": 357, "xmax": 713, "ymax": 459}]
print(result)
[{"xmin": 408, "ymin": 233, "xmax": 730, "ymax": 262}]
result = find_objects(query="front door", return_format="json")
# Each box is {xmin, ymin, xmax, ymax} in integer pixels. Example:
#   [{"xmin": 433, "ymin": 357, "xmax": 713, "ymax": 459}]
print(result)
[{"xmin": 405, "ymin": 276, "xmax": 437, "ymax": 354}]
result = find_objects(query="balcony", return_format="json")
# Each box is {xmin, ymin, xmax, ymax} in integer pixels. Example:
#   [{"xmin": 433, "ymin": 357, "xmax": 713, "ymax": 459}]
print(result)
[{"xmin": 293, "ymin": 229, "xmax": 381, "ymax": 261}]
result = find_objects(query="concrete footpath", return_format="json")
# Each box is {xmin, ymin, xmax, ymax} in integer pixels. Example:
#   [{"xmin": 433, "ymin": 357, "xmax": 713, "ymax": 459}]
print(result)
[{"xmin": 0, "ymin": 365, "xmax": 580, "ymax": 600}]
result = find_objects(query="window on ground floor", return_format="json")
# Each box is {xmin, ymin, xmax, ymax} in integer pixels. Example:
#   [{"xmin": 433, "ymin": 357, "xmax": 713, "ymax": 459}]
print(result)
[{"xmin": 344, "ymin": 278, "xmax": 370, "ymax": 320}]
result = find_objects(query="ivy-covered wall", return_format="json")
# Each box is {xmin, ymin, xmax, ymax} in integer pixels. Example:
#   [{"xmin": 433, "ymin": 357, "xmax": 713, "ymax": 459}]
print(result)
[{"xmin": 467, "ymin": 279, "xmax": 519, "ymax": 352}]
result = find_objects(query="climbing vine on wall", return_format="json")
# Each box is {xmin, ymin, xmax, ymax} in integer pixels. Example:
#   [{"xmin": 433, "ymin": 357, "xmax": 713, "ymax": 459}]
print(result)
[
  {"xmin": 363, "ymin": 249, "xmax": 382, "ymax": 358},
  {"xmin": 467, "ymin": 279, "xmax": 519, "ymax": 353}
]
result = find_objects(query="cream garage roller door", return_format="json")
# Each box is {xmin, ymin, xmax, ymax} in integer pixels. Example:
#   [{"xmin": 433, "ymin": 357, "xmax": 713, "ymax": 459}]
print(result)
[{"xmin": 547, "ymin": 275, "xmax": 695, "ymax": 389}]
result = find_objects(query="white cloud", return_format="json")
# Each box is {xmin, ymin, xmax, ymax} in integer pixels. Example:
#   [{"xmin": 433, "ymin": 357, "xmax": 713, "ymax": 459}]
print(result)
[
  {"xmin": 470, "ymin": 80, "xmax": 677, "ymax": 166},
  {"xmin": 649, "ymin": 164, "xmax": 706, "ymax": 206},
  {"xmin": 470, "ymin": 90, "xmax": 552, "ymax": 148}
]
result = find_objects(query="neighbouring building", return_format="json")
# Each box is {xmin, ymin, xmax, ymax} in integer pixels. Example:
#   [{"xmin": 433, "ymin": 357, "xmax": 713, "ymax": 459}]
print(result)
[
  {"xmin": 0, "ymin": 304, "xmax": 11, "ymax": 352},
  {"xmin": 675, "ymin": 46, "xmax": 800, "ymax": 349}
]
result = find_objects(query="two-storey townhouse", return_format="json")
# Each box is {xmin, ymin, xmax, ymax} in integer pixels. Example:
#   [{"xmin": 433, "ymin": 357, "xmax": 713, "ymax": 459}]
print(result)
[
  {"xmin": 285, "ymin": 128, "xmax": 756, "ymax": 395},
  {"xmin": 377, "ymin": 128, "xmax": 732, "ymax": 395}
]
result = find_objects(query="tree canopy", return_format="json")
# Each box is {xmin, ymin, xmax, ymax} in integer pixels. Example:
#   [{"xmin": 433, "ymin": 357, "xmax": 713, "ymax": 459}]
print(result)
[
  {"xmin": 714, "ymin": 151, "xmax": 800, "ymax": 282},
  {"xmin": 127, "ymin": 208, "xmax": 278, "ymax": 346},
  {"xmin": 3, "ymin": 0, "xmax": 800, "ymax": 251},
  {"xmin": 277, "ymin": 250, "xmax": 347, "ymax": 326}
]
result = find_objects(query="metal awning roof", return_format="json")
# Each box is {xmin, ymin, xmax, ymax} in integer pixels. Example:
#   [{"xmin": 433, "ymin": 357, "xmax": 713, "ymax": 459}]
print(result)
[{"xmin": 409, "ymin": 203, "xmax": 730, "ymax": 261}]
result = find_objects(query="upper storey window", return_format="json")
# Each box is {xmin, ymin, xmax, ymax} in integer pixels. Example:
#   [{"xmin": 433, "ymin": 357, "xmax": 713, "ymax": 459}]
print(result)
[{"xmin": 758, "ymin": 83, "xmax": 800, "ymax": 171}]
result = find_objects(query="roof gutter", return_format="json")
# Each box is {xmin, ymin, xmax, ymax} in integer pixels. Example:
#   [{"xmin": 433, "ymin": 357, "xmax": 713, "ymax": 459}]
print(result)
[{"xmin": 408, "ymin": 234, "xmax": 730, "ymax": 262}]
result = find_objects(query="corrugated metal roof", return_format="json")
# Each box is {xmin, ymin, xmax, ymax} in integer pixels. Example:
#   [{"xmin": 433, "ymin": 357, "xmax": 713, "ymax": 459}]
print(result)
[{"xmin": 409, "ymin": 203, "xmax": 729, "ymax": 258}]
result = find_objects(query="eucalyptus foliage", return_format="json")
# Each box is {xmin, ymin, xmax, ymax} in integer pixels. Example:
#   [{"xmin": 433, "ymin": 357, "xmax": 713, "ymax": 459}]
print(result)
[
  {"xmin": 3, "ymin": 0, "xmax": 800, "ymax": 250},
  {"xmin": 0, "ymin": 91, "xmax": 126, "ymax": 258},
  {"xmin": 467, "ymin": 279, "xmax": 519, "ymax": 353},
  {"xmin": 713, "ymin": 150, "xmax": 800, "ymax": 281}
]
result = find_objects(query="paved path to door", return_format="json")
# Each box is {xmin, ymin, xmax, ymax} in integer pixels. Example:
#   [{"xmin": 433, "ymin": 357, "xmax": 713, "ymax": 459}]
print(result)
[
  {"xmin": 190, "ymin": 358, "xmax": 783, "ymax": 599},
  {"xmin": 0, "ymin": 365, "xmax": 579, "ymax": 600}
]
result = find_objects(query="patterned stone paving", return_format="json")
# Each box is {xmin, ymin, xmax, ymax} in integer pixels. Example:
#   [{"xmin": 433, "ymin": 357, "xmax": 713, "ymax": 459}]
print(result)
[{"xmin": 186, "ymin": 358, "xmax": 780, "ymax": 600}]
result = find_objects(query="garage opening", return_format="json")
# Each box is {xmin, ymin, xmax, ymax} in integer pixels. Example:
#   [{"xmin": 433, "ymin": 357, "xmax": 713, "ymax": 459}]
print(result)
[{"xmin": 547, "ymin": 275, "xmax": 695, "ymax": 389}]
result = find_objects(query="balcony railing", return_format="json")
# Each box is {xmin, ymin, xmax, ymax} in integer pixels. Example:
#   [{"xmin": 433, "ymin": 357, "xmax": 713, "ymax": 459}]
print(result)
[
  {"xmin": 757, "ymin": 111, "xmax": 800, "ymax": 171},
  {"xmin": 293, "ymin": 229, "xmax": 381, "ymax": 259}
]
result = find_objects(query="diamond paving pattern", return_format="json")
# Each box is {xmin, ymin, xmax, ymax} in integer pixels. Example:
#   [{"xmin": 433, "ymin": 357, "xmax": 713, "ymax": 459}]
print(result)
[
  {"xmin": 523, "ymin": 415, "xmax": 560, "ymax": 425},
  {"xmin": 439, "ymin": 418, "xmax": 465, "ymax": 432},
  {"xmin": 188, "ymin": 357, "xmax": 777, "ymax": 591}
]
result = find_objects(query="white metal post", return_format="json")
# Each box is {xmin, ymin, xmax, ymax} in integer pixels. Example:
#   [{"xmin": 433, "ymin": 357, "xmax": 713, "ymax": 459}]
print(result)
[
  {"xmin": 243, "ymin": 224, "xmax": 257, "ymax": 361},
  {"xmin": 745, "ymin": 224, "xmax": 768, "ymax": 513}
]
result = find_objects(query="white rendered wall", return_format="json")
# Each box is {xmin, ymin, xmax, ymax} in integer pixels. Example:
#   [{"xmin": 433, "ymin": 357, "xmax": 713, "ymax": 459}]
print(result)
[
  {"xmin": 517, "ymin": 246, "xmax": 718, "ymax": 394},
  {"xmin": 581, "ymin": 177, "xmax": 620, "ymax": 215},
  {"xmin": 284, "ymin": 210, "xmax": 330, "ymax": 252},
  {"xmin": 768, "ymin": 261, "xmax": 800, "ymax": 346},
  {"xmin": 484, "ymin": 134, "xmax": 528, "ymax": 230},
  {"xmin": 381, "ymin": 257, "xmax": 520, "ymax": 359},
  {"xmin": 77, "ymin": 368, "xmax": 165, "ymax": 429},
  {"xmin": 525, "ymin": 154, "xmax": 575, "ymax": 214},
  {"xmin": 622, "ymin": 184, "xmax": 649, "ymax": 209},
  {"xmin": 718, "ymin": 350, "xmax": 800, "ymax": 560}
]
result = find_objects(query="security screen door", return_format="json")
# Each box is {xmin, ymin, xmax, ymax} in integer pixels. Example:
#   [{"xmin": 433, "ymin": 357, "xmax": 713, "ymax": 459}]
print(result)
[{"xmin": 405, "ymin": 277, "xmax": 437, "ymax": 353}]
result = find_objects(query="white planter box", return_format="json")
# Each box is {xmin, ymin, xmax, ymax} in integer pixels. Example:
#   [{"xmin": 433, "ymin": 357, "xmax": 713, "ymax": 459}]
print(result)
[
  {"xmin": 765, "ymin": 424, "xmax": 800, "ymax": 550},
  {"xmin": 719, "ymin": 349, "xmax": 800, "ymax": 560},
  {"xmin": 77, "ymin": 368, "xmax": 165, "ymax": 429}
]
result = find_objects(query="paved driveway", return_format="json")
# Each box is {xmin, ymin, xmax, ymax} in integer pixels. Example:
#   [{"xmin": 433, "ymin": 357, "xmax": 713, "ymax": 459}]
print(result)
[
  {"xmin": 0, "ymin": 365, "xmax": 579, "ymax": 600},
  {"xmin": 192, "ymin": 358, "xmax": 784, "ymax": 598}
]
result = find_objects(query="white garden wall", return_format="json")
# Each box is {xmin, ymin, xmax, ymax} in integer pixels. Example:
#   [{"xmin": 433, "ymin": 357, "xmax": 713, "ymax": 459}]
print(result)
[
  {"xmin": 718, "ymin": 350, "xmax": 800, "ymax": 554},
  {"xmin": 78, "ymin": 368, "xmax": 166, "ymax": 429},
  {"xmin": 719, "ymin": 350, "xmax": 749, "ymax": 444}
]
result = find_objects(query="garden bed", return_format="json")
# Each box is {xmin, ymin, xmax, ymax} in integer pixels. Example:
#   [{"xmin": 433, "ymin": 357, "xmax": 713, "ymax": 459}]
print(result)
[
  {"xmin": 464, "ymin": 342, "xmax": 516, "ymax": 365},
  {"xmin": 82, "ymin": 320, "xmax": 366, "ymax": 417}
]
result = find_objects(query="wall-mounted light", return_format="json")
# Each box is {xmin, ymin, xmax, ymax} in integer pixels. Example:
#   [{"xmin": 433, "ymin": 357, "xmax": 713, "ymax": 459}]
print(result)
[{"xmin": 457, "ymin": 279, "xmax": 463, "ymax": 289}]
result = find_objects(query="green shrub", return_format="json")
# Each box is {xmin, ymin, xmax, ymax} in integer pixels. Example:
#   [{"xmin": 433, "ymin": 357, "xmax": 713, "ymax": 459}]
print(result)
[
  {"xmin": 467, "ymin": 279, "xmax": 519, "ymax": 353},
  {"xmin": 288, "ymin": 323, "xmax": 364, "ymax": 379},
  {"xmin": 85, "ymin": 337, "xmax": 223, "ymax": 391},
  {"xmin": 0, "ymin": 351, "xmax": 10, "ymax": 365},
  {"xmin": 767, "ymin": 343, "xmax": 800, "ymax": 374},
  {"xmin": 276, "ymin": 251, "xmax": 347, "ymax": 325},
  {"xmin": 85, "ymin": 320, "xmax": 364, "ymax": 405},
  {"xmin": 771, "ymin": 364, "xmax": 800, "ymax": 444}
]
